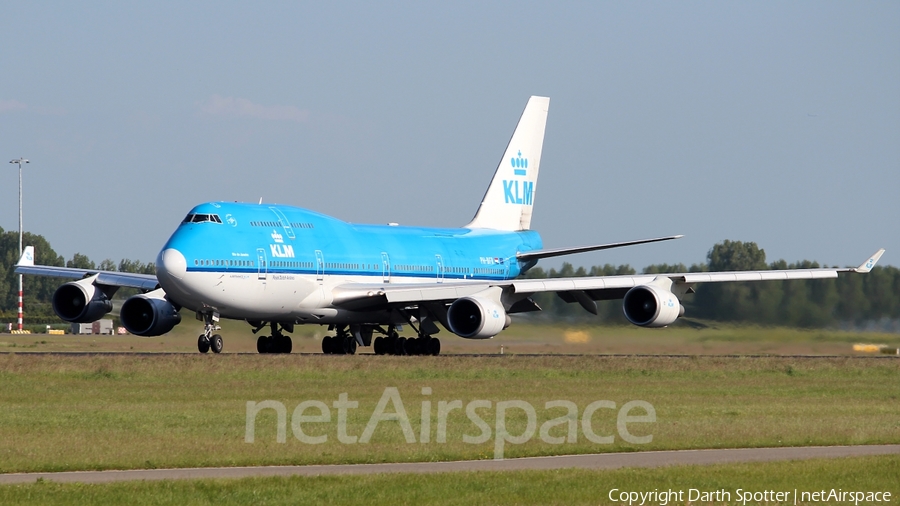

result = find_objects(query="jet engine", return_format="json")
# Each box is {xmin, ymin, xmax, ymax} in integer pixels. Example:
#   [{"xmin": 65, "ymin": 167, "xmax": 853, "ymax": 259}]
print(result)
[
  {"xmin": 622, "ymin": 284, "xmax": 684, "ymax": 328},
  {"xmin": 447, "ymin": 295, "xmax": 511, "ymax": 339},
  {"xmin": 52, "ymin": 276, "xmax": 114, "ymax": 323},
  {"xmin": 120, "ymin": 288, "xmax": 182, "ymax": 336}
]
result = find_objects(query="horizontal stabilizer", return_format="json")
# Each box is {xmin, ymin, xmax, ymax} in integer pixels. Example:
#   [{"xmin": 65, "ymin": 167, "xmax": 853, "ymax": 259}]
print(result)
[{"xmin": 516, "ymin": 235, "xmax": 683, "ymax": 262}]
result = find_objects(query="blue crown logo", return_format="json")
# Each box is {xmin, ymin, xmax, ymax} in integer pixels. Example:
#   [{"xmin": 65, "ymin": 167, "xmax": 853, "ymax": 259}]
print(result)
[{"xmin": 510, "ymin": 150, "xmax": 527, "ymax": 176}]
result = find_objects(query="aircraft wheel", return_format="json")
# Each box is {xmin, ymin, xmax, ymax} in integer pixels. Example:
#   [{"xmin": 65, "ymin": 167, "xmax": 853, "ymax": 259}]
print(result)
[
  {"xmin": 322, "ymin": 335, "xmax": 333, "ymax": 354},
  {"xmin": 428, "ymin": 337, "xmax": 441, "ymax": 356},
  {"xmin": 257, "ymin": 335, "xmax": 269, "ymax": 354},
  {"xmin": 280, "ymin": 336, "xmax": 293, "ymax": 354},
  {"xmin": 198, "ymin": 335, "xmax": 210, "ymax": 354},
  {"xmin": 395, "ymin": 337, "xmax": 408, "ymax": 356},
  {"xmin": 344, "ymin": 336, "xmax": 357, "ymax": 355},
  {"xmin": 374, "ymin": 336, "xmax": 385, "ymax": 355},
  {"xmin": 211, "ymin": 334, "xmax": 224, "ymax": 354},
  {"xmin": 408, "ymin": 338, "xmax": 421, "ymax": 355}
]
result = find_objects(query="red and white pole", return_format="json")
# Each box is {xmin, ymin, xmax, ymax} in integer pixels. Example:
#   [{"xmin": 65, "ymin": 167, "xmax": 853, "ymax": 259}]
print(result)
[
  {"xmin": 10, "ymin": 157, "xmax": 28, "ymax": 332},
  {"xmin": 18, "ymin": 158, "xmax": 23, "ymax": 331},
  {"xmin": 17, "ymin": 286, "xmax": 23, "ymax": 331}
]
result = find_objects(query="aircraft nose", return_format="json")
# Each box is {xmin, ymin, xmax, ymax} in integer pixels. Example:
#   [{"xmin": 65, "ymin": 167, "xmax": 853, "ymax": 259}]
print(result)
[{"xmin": 158, "ymin": 248, "xmax": 187, "ymax": 281}]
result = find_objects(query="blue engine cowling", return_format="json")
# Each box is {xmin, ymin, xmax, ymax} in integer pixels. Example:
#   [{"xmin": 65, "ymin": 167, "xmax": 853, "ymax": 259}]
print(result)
[
  {"xmin": 120, "ymin": 288, "xmax": 182, "ymax": 336},
  {"xmin": 52, "ymin": 276, "xmax": 114, "ymax": 323}
]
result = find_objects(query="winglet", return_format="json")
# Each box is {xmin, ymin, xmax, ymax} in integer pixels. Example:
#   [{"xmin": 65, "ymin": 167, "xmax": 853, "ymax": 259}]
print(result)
[
  {"xmin": 16, "ymin": 246, "xmax": 34, "ymax": 267},
  {"xmin": 855, "ymin": 249, "xmax": 885, "ymax": 273}
]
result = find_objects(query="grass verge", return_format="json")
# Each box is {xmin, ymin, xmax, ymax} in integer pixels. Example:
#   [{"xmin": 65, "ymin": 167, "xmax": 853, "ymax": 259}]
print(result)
[
  {"xmin": 0, "ymin": 354, "xmax": 897, "ymax": 473},
  {"xmin": 1, "ymin": 455, "xmax": 898, "ymax": 505}
]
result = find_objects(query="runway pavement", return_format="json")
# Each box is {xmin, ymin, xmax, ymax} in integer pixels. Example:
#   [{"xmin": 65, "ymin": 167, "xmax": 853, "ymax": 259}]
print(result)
[{"xmin": 1, "ymin": 445, "xmax": 898, "ymax": 485}]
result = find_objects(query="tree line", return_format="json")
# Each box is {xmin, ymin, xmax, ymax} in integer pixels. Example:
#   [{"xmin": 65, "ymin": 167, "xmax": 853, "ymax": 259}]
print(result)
[{"xmin": 1, "ymin": 228, "xmax": 897, "ymax": 328}]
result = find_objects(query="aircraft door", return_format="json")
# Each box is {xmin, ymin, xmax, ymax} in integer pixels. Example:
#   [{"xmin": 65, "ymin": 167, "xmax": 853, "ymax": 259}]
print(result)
[
  {"xmin": 256, "ymin": 248, "xmax": 267, "ymax": 281},
  {"xmin": 315, "ymin": 250, "xmax": 324, "ymax": 282},
  {"xmin": 435, "ymin": 254, "xmax": 444, "ymax": 283},
  {"xmin": 269, "ymin": 207, "xmax": 296, "ymax": 240},
  {"xmin": 381, "ymin": 252, "xmax": 391, "ymax": 284}
]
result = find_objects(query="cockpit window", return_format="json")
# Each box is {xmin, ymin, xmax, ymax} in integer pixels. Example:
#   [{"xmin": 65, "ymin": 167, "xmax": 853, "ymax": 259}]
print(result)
[{"xmin": 182, "ymin": 214, "xmax": 223, "ymax": 224}]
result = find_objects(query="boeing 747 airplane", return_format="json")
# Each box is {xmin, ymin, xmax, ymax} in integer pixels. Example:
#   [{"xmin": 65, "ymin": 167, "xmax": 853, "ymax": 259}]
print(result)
[{"xmin": 16, "ymin": 96, "xmax": 884, "ymax": 355}]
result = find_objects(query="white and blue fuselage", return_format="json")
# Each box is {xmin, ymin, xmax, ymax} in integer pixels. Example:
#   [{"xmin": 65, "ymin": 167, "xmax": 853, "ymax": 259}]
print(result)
[{"xmin": 157, "ymin": 202, "xmax": 542, "ymax": 324}]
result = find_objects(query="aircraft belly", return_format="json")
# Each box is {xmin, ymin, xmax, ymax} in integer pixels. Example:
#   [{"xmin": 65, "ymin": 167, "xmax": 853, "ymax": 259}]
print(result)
[{"xmin": 176, "ymin": 271, "xmax": 317, "ymax": 320}]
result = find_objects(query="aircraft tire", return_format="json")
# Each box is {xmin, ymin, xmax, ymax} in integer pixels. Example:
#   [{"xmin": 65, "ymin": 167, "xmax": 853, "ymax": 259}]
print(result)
[
  {"xmin": 211, "ymin": 334, "xmax": 224, "ymax": 354},
  {"xmin": 257, "ymin": 335, "xmax": 269, "ymax": 354},
  {"xmin": 395, "ymin": 337, "xmax": 408, "ymax": 356},
  {"xmin": 346, "ymin": 337, "xmax": 357, "ymax": 355},
  {"xmin": 322, "ymin": 336, "xmax": 333, "ymax": 354},
  {"xmin": 408, "ymin": 338, "xmax": 421, "ymax": 355},
  {"xmin": 280, "ymin": 336, "xmax": 292, "ymax": 354},
  {"xmin": 428, "ymin": 337, "xmax": 441, "ymax": 356},
  {"xmin": 198, "ymin": 335, "xmax": 210, "ymax": 354},
  {"xmin": 373, "ymin": 336, "xmax": 385, "ymax": 355}
]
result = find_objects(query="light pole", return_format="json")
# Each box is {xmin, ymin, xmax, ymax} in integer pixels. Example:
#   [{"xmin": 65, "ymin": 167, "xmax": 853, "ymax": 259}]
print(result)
[{"xmin": 9, "ymin": 158, "xmax": 29, "ymax": 331}]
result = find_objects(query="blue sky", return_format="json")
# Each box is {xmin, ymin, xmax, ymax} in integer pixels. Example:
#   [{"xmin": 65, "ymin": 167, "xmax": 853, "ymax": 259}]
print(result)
[{"xmin": 1, "ymin": 2, "xmax": 897, "ymax": 271}]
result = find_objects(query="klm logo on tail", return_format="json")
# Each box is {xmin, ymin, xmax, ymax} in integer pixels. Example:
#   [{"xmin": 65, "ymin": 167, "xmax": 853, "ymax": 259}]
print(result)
[{"xmin": 503, "ymin": 150, "xmax": 533, "ymax": 205}]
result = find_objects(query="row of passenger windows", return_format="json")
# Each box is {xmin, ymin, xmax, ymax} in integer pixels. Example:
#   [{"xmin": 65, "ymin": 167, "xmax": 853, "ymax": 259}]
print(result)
[
  {"xmin": 183, "ymin": 214, "xmax": 223, "ymax": 224},
  {"xmin": 192, "ymin": 258, "xmax": 506, "ymax": 276},
  {"xmin": 195, "ymin": 259, "xmax": 253, "ymax": 267},
  {"xmin": 326, "ymin": 262, "xmax": 361, "ymax": 270},
  {"xmin": 444, "ymin": 266, "xmax": 470, "ymax": 274},
  {"xmin": 270, "ymin": 261, "xmax": 314, "ymax": 268},
  {"xmin": 249, "ymin": 220, "xmax": 315, "ymax": 229},
  {"xmin": 396, "ymin": 264, "xmax": 435, "ymax": 272}
]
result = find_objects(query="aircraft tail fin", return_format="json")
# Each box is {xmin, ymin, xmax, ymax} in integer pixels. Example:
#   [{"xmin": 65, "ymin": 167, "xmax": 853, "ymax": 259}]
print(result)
[{"xmin": 465, "ymin": 96, "xmax": 550, "ymax": 231}]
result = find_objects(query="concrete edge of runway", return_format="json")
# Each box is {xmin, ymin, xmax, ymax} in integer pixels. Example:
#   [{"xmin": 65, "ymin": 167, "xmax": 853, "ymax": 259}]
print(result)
[{"xmin": 1, "ymin": 445, "xmax": 898, "ymax": 485}]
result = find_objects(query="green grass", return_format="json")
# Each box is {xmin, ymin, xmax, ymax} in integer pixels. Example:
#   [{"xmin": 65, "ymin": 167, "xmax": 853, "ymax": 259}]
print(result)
[
  {"xmin": 0, "ymin": 354, "xmax": 897, "ymax": 473},
  {"xmin": 1, "ymin": 455, "xmax": 898, "ymax": 505},
  {"xmin": 1, "ymin": 319, "xmax": 898, "ymax": 355}
]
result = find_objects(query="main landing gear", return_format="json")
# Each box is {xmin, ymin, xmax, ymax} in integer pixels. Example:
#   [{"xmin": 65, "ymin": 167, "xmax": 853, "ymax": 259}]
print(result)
[
  {"xmin": 197, "ymin": 311, "xmax": 223, "ymax": 354},
  {"xmin": 322, "ymin": 326, "xmax": 357, "ymax": 355},
  {"xmin": 255, "ymin": 321, "xmax": 293, "ymax": 354},
  {"xmin": 371, "ymin": 324, "xmax": 441, "ymax": 356}
]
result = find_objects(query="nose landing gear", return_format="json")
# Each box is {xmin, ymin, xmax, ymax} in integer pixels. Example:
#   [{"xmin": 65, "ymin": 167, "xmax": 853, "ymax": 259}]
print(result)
[{"xmin": 197, "ymin": 311, "xmax": 223, "ymax": 354}]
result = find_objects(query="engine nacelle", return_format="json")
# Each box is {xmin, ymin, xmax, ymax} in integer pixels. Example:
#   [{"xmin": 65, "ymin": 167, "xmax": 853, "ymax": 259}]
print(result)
[
  {"xmin": 120, "ymin": 288, "xmax": 182, "ymax": 336},
  {"xmin": 52, "ymin": 277, "xmax": 113, "ymax": 323},
  {"xmin": 623, "ymin": 284, "xmax": 684, "ymax": 328},
  {"xmin": 447, "ymin": 295, "xmax": 510, "ymax": 339}
]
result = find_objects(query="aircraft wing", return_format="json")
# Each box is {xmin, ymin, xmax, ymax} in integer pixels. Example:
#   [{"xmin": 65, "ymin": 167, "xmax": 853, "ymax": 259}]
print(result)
[
  {"xmin": 14, "ymin": 246, "xmax": 160, "ymax": 291},
  {"xmin": 332, "ymin": 249, "xmax": 886, "ymax": 314}
]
